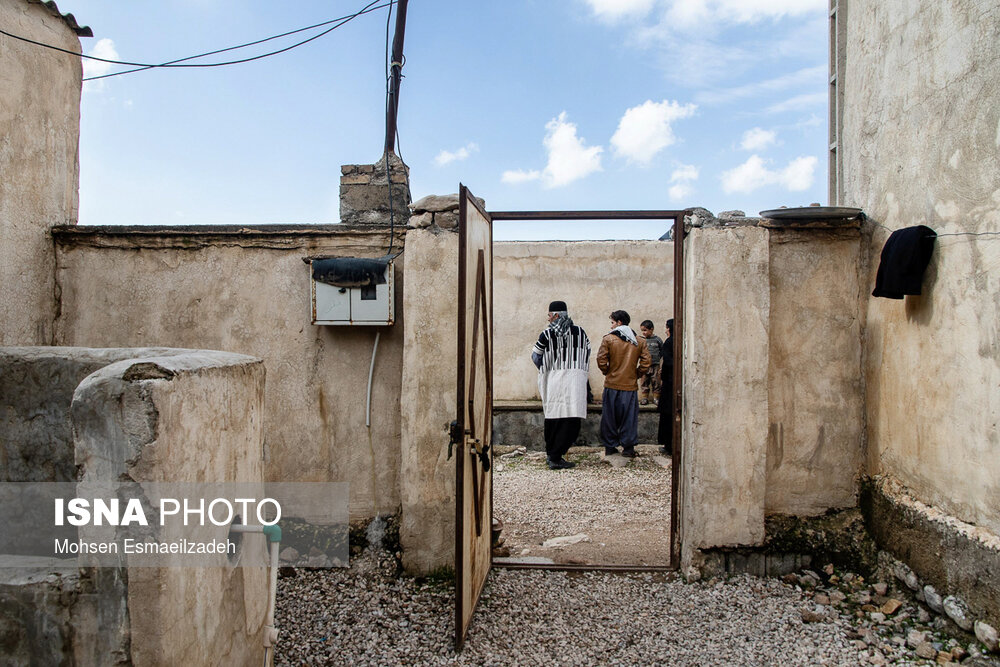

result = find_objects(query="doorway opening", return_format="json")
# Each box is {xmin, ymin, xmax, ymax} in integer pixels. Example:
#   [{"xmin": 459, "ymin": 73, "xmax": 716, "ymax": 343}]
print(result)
[
  {"xmin": 454, "ymin": 186, "xmax": 689, "ymax": 648},
  {"xmin": 486, "ymin": 208, "xmax": 687, "ymax": 573}
]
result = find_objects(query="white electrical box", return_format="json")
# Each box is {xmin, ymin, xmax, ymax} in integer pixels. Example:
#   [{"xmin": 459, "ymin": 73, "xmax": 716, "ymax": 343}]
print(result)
[{"xmin": 310, "ymin": 257, "xmax": 394, "ymax": 326}]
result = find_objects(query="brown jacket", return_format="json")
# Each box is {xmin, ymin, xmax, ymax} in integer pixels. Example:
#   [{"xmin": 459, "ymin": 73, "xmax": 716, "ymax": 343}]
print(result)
[{"xmin": 597, "ymin": 331, "xmax": 651, "ymax": 391}]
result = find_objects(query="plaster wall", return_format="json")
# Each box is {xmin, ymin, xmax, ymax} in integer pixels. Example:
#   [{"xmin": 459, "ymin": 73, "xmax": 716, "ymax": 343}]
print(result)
[
  {"xmin": 52, "ymin": 226, "xmax": 405, "ymax": 520},
  {"xmin": 399, "ymin": 228, "xmax": 458, "ymax": 573},
  {"xmin": 493, "ymin": 241, "xmax": 673, "ymax": 401},
  {"xmin": 72, "ymin": 349, "xmax": 268, "ymax": 666},
  {"xmin": 842, "ymin": 0, "xmax": 1000, "ymax": 534},
  {"xmin": 765, "ymin": 229, "xmax": 864, "ymax": 514},
  {"xmin": 680, "ymin": 225, "xmax": 770, "ymax": 563},
  {"xmin": 0, "ymin": 0, "xmax": 82, "ymax": 345}
]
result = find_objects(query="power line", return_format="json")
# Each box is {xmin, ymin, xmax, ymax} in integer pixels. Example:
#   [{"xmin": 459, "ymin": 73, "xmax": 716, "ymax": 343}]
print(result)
[{"xmin": 0, "ymin": 0, "xmax": 392, "ymax": 81}]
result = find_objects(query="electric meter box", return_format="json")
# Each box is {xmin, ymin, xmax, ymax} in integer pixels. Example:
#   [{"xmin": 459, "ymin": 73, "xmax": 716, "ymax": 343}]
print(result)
[{"xmin": 310, "ymin": 256, "xmax": 394, "ymax": 326}]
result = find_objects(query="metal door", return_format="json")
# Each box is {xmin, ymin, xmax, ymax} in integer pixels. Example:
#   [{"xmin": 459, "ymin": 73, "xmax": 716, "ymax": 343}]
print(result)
[{"xmin": 454, "ymin": 184, "xmax": 493, "ymax": 650}]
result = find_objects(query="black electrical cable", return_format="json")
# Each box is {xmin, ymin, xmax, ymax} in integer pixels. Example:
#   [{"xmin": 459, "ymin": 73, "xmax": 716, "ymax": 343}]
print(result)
[
  {"xmin": 0, "ymin": 0, "xmax": 391, "ymax": 80},
  {"xmin": 87, "ymin": 0, "xmax": 391, "ymax": 81}
]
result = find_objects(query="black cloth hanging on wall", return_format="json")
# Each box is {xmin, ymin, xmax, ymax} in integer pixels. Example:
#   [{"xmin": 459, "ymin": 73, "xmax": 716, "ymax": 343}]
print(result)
[{"xmin": 872, "ymin": 225, "xmax": 937, "ymax": 299}]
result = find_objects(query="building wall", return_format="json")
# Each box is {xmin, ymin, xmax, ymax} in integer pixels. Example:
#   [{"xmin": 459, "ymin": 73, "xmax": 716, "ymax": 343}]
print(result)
[
  {"xmin": 0, "ymin": 0, "xmax": 82, "ymax": 345},
  {"xmin": 680, "ymin": 225, "xmax": 770, "ymax": 561},
  {"xmin": 52, "ymin": 226, "xmax": 404, "ymax": 521},
  {"xmin": 842, "ymin": 0, "xmax": 1000, "ymax": 535},
  {"xmin": 765, "ymin": 227, "xmax": 864, "ymax": 515},
  {"xmin": 493, "ymin": 241, "xmax": 674, "ymax": 401}
]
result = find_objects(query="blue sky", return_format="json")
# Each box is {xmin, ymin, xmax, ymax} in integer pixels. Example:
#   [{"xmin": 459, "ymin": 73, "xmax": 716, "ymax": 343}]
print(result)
[{"xmin": 54, "ymin": 0, "xmax": 828, "ymax": 240}]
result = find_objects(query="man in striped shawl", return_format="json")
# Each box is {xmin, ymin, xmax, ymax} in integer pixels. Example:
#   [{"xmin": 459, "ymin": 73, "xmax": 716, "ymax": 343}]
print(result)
[{"xmin": 531, "ymin": 300, "xmax": 591, "ymax": 470}]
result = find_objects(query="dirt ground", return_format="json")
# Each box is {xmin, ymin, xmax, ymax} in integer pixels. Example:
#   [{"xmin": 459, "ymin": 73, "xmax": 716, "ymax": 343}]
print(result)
[{"xmin": 492, "ymin": 444, "xmax": 672, "ymax": 566}]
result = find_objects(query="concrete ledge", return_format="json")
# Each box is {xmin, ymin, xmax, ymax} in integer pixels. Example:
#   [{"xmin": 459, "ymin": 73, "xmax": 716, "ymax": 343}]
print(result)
[
  {"xmin": 493, "ymin": 400, "xmax": 662, "ymax": 449},
  {"xmin": 861, "ymin": 476, "xmax": 1000, "ymax": 627}
]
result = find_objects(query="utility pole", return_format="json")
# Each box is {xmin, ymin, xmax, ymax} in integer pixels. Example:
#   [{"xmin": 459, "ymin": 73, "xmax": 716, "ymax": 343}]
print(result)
[{"xmin": 384, "ymin": 0, "xmax": 409, "ymax": 156}]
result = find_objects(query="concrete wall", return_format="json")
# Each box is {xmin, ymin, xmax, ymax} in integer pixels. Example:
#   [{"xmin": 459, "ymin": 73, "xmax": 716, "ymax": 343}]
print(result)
[
  {"xmin": 0, "ymin": 0, "xmax": 82, "ymax": 345},
  {"xmin": 72, "ymin": 349, "xmax": 268, "ymax": 666},
  {"xmin": 0, "ymin": 346, "xmax": 268, "ymax": 665},
  {"xmin": 399, "ymin": 228, "xmax": 457, "ymax": 573},
  {"xmin": 0, "ymin": 346, "xmax": 181, "ymax": 483},
  {"xmin": 52, "ymin": 226, "xmax": 405, "ymax": 520},
  {"xmin": 680, "ymin": 224, "xmax": 770, "ymax": 564},
  {"xmin": 493, "ymin": 241, "xmax": 673, "ymax": 401},
  {"xmin": 842, "ymin": 1, "xmax": 1000, "ymax": 535},
  {"xmin": 765, "ymin": 227, "xmax": 864, "ymax": 515}
]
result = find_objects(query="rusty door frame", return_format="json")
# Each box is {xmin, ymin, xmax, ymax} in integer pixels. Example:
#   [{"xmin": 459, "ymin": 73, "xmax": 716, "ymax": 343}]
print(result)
[
  {"xmin": 488, "ymin": 208, "xmax": 689, "ymax": 571},
  {"xmin": 455, "ymin": 185, "xmax": 495, "ymax": 651}
]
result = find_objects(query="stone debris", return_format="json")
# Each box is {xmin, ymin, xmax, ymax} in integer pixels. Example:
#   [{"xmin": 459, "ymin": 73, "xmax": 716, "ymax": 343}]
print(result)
[
  {"xmin": 943, "ymin": 595, "xmax": 973, "ymax": 631},
  {"xmin": 541, "ymin": 533, "xmax": 590, "ymax": 549},
  {"xmin": 976, "ymin": 621, "xmax": 1000, "ymax": 652}
]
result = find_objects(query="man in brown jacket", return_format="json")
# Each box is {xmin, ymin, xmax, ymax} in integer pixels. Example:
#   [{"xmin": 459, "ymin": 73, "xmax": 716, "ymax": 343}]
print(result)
[{"xmin": 596, "ymin": 310, "xmax": 651, "ymax": 458}]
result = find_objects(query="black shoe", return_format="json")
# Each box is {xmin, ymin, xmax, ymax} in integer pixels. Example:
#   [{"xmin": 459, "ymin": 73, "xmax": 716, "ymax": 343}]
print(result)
[
  {"xmin": 604, "ymin": 447, "xmax": 618, "ymax": 456},
  {"xmin": 621, "ymin": 448, "xmax": 637, "ymax": 458},
  {"xmin": 547, "ymin": 458, "xmax": 575, "ymax": 470},
  {"xmin": 558, "ymin": 460, "xmax": 576, "ymax": 469},
  {"xmin": 659, "ymin": 446, "xmax": 672, "ymax": 456}
]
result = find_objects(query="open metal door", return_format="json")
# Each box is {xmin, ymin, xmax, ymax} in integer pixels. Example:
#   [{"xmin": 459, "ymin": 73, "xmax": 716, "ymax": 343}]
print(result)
[{"xmin": 454, "ymin": 184, "xmax": 494, "ymax": 650}]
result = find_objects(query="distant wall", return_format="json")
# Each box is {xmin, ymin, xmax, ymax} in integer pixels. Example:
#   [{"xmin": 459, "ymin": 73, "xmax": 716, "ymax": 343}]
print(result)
[
  {"xmin": 0, "ymin": 0, "xmax": 82, "ymax": 344},
  {"xmin": 493, "ymin": 241, "xmax": 673, "ymax": 401},
  {"xmin": 842, "ymin": 0, "xmax": 1000, "ymax": 535},
  {"xmin": 52, "ymin": 226, "xmax": 405, "ymax": 520}
]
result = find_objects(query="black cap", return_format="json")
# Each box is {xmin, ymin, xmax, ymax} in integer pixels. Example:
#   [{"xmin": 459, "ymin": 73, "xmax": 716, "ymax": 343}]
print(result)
[{"xmin": 548, "ymin": 300, "xmax": 567, "ymax": 312}]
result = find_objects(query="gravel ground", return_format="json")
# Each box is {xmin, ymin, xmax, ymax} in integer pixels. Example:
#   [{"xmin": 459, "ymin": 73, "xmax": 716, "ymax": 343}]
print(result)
[
  {"xmin": 274, "ymin": 558, "xmax": 880, "ymax": 666},
  {"xmin": 273, "ymin": 449, "xmax": 998, "ymax": 666},
  {"xmin": 493, "ymin": 444, "xmax": 671, "ymax": 565},
  {"xmin": 275, "ymin": 554, "xmax": 997, "ymax": 666}
]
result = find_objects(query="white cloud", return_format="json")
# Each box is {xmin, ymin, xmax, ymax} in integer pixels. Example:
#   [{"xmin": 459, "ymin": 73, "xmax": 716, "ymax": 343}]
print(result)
[
  {"xmin": 695, "ymin": 65, "xmax": 825, "ymax": 105},
  {"xmin": 766, "ymin": 92, "xmax": 827, "ymax": 113},
  {"xmin": 666, "ymin": 0, "xmax": 825, "ymax": 27},
  {"xmin": 584, "ymin": 0, "xmax": 655, "ymax": 21},
  {"xmin": 670, "ymin": 164, "xmax": 699, "ymax": 183},
  {"xmin": 721, "ymin": 154, "xmax": 817, "ymax": 193},
  {"xmin": 669, "ymin": 183, "xmax": 694, "ymax": 201},
  {"xmin": 82, "ymin": 38, "xmax": 118, "ymax": 92},
  {"xmin": 611, "ymin": 100, "xmax": 696, "ymax": 164},
  {"xmin": 501, "ymin": 169, "xmax": 542, "ymax": 184},
  {"xmin": 740, "ymin": 127, "xmax": 777, "ymax": 151},
  {"xmin": 667, "ymin": 163, "xmax": 698, "ymax": 201},
  {"xmin": 505, "ymin": 112, "xmax": 603, "ymax": 188},
  {"xmin": 434, "ymin": 142, "xmax": 479, "ymax": 166}
]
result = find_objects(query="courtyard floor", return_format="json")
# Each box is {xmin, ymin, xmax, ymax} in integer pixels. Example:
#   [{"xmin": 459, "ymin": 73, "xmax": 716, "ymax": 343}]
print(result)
[{"xmin": 273, "ymin": 446, "xmax": 994, "ymax": 666}]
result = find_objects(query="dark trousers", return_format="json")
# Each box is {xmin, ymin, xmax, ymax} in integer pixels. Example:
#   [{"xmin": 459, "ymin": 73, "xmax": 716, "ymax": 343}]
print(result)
[
  {"xmin": 600, "ymin": 388, "xmax": 639, "ymax": 449},
  {"xmin": 544, "ymin": 417, "xmax": 581, "ymax": 462},
  {"xmin": 657, "ymin": 378, "xmax": 674, "ymax": 454}
]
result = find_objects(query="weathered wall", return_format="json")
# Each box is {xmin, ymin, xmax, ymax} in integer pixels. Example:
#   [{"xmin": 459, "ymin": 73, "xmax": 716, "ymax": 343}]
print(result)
[
  {"xmin": 52, "ymin": 226, "xmax": 405, "ymax": 520},
  {"xmin": 765, "ymin": 227, "xmax": 864, "ymax": 515},
  {"xmin": 0, "ymin": 346, "xmax": 179, "ymax": 483},
  {"xmin": 0, "ymin": 0, "xmax": 82, "ymax": 345},
  {"xmin": 680, "ymin": 224, "xmax": 770, "ymax": 565},
  {"xmin": 72, "ymin": 349, "xmax": 268, "ymax": 666},
  {"xmin": 842, "ymin": 1, "xmax": 1000, "ymax": 535},
  {"xmin": 399, "ymin": 228, "xmax": 457, "ymax": 573},
  {"xmin": 493, "ymin": 241, "xmax": 673, "ymax": 401}
]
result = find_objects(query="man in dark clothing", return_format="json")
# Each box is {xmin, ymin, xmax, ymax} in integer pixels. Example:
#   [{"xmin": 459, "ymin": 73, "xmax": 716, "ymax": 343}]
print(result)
[
  {"xmin": 531, "ymin": 300, "xmax": 591, "ymax": 470},
  {"xmin": 657, "ymin": 318, "xmax": 675, "ymax": 456},
  {"xmin": 596, "ymin": 310, "xmax": 651, "ymax": 458}
]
